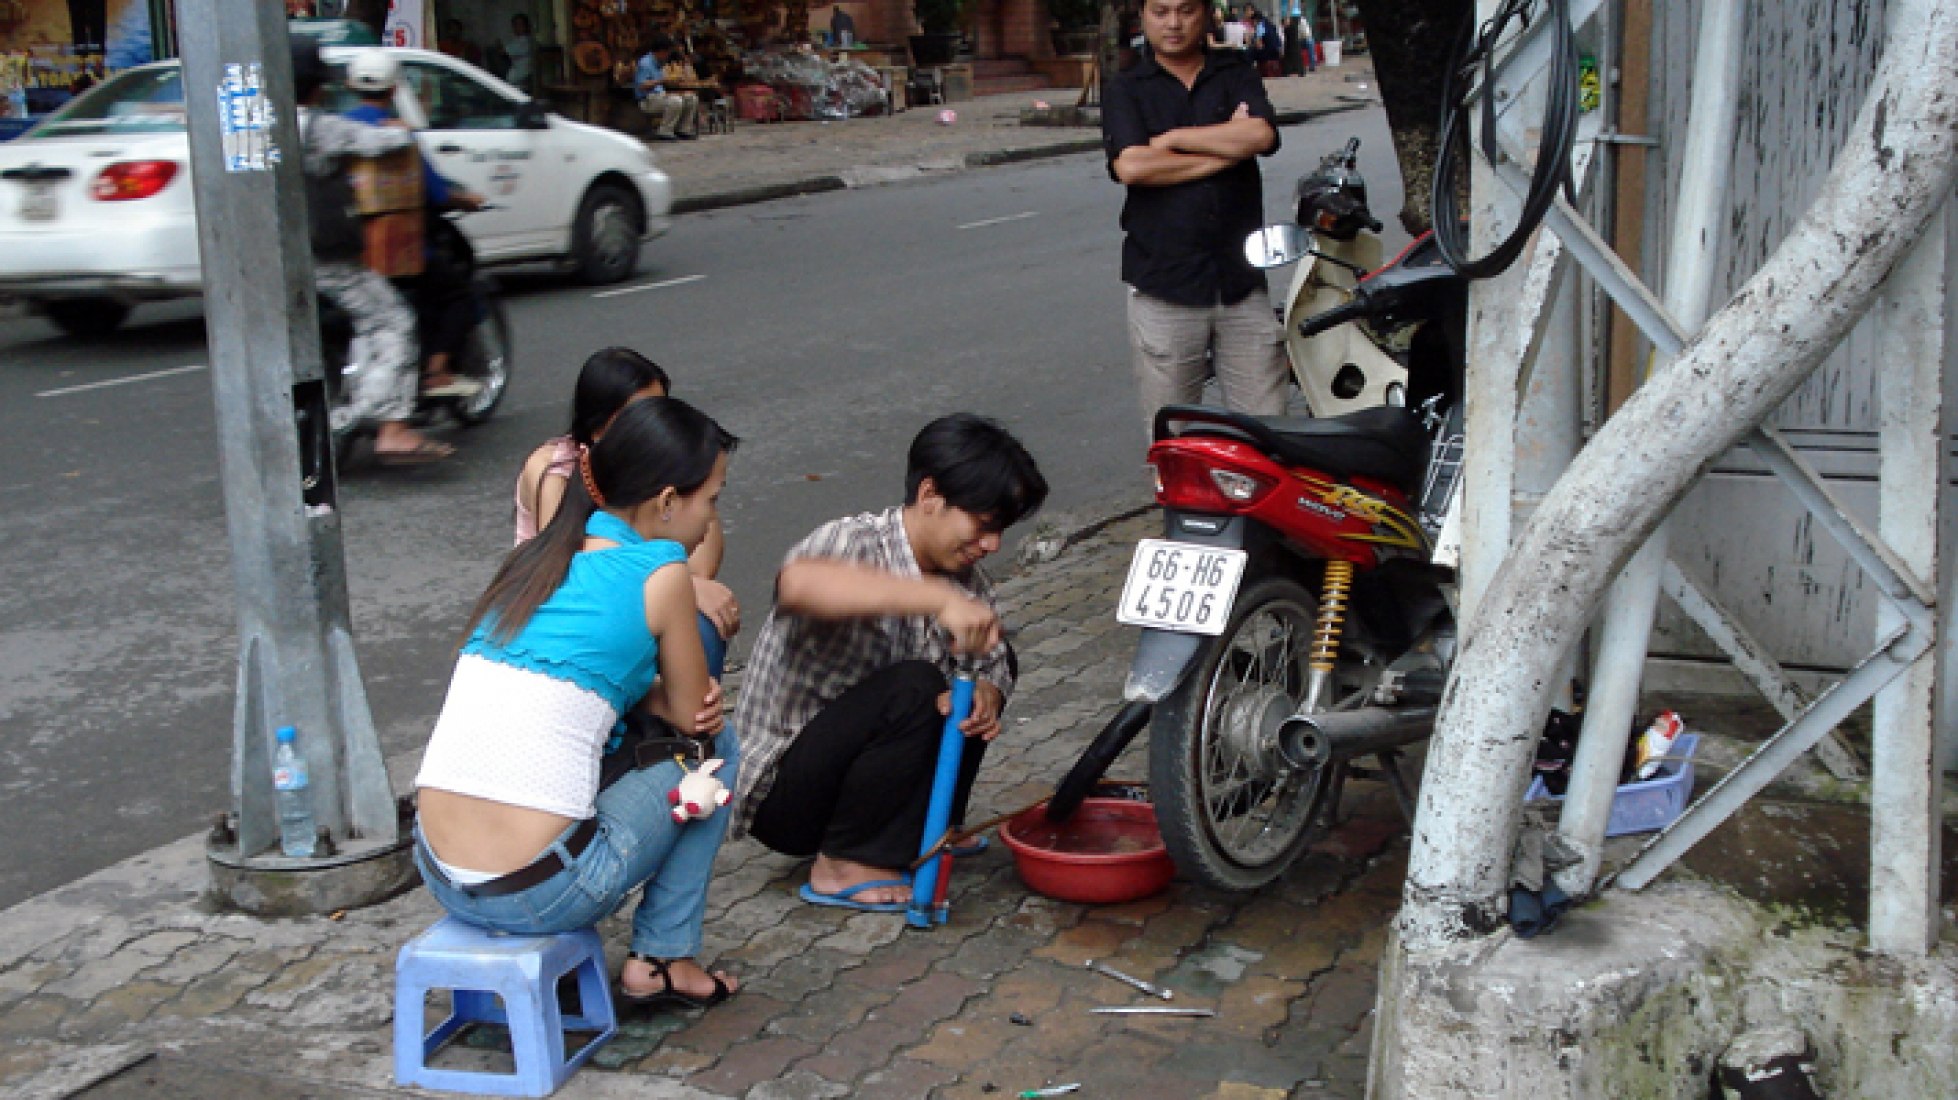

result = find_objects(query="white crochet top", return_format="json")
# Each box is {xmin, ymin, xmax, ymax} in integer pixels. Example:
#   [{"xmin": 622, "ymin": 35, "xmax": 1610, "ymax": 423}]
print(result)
[{"xmin": 415, "ymin": 653, "xmax": 619, "ymax": 820}]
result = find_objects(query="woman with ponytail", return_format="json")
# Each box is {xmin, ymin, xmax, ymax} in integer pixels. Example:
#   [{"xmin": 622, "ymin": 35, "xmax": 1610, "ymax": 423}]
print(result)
[{"xmin": 414, "ymin": 397, "xmax": 743, "ymax": 1010}]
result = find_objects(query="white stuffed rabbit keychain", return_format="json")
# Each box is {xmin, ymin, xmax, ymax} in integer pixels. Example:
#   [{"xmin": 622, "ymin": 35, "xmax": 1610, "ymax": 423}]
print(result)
[{"xmin": 667, "ymin": 757, "xmax": 731, "ymax": 823}]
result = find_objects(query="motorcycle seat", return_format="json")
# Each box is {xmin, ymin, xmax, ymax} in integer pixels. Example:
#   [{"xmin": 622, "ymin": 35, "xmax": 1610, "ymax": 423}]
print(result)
[{"xmin": 1157, "ymin": 404, "xmax": 1430, "ymax": 493}]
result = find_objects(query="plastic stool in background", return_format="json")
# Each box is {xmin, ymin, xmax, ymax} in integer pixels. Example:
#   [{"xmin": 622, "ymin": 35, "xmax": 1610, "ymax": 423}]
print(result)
[
  {"xmin": 702, "ymin": 100, "xmax": 731, "ymax": 134},
  {"xmin": 394, "ymin": 917, "xmax": 617, "ymax": 1097}
]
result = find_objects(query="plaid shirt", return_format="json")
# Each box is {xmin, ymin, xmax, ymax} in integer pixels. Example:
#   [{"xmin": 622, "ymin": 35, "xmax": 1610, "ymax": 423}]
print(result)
[{"xmin": 728, "ymin": 506, "xmax": 1015, "ymax": 838}]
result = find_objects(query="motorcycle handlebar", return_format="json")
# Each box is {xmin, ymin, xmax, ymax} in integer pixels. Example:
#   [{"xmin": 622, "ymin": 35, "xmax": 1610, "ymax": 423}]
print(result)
[{"xmin": 1297, "ymin": 296, "xmax": 1371, "ymax": 339}]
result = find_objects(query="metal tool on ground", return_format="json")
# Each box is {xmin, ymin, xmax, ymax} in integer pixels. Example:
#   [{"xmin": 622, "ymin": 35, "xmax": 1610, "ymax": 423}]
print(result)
[
  {"xmin": 1018, "ymin": 1085, "xmax": 1081, "ymax": 1098},
  {"xmin": 1091, "ymin": 1006, "xmax": 1217, "ymax": 1017},
  {"xmin": 908, "ymin": 670, "xmax": 975, "ymax": 929},
  {"xmin": 1086, "ymin": 959, "xmax": 1174, "ymax": 1000}
]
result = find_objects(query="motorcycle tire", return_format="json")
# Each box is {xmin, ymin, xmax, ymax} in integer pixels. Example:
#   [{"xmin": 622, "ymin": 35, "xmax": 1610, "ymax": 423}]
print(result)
[
  {"xmin": 1149, "ymin": 573, "xmax": 1358, "ymax": 891},
  {"xmin": 451, "ymin": 293, "xmax": 512, "ymax": 426}
]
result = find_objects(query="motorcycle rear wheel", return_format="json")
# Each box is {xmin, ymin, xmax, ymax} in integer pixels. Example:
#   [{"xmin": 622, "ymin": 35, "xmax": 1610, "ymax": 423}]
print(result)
[
  {"xmin": 451, "ymin": 295, "xmax": 512, "ymax": 426},
  {"xmin": 1149, "ymin": 573, "xmax": 1371, "ymax": 891}
]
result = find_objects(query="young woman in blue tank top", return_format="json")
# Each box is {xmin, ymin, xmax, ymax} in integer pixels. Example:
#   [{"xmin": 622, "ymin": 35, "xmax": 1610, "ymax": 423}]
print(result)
[{"xmin": 414, "ymin": 396, "xmax": 742, "ymax": 1010}]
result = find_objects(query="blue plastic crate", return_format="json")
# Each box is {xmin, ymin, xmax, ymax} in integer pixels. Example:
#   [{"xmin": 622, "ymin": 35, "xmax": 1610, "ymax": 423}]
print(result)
[{"xmin": 1525, "ymin": 732, "xmax": 1700, "ymax": 836}]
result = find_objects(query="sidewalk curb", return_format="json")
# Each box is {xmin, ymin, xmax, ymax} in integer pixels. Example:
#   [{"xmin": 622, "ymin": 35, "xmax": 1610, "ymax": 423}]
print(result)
[
  {"xmin": 1012, "ymin": 487, "xmax": 1157, "ymax": 571},
  {"xmin": 671, "ymin": 100, "xmax": 1370, "ymax": 216}
]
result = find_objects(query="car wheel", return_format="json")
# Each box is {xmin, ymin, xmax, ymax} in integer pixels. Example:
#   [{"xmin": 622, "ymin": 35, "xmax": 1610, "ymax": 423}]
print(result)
[
  {"xmin": 571, "ymin": 183, "xmax": 642, "ymax": 285},
  {"xmin": 42, "ymin": 298, "xmax": 133, "ymax": 338}
]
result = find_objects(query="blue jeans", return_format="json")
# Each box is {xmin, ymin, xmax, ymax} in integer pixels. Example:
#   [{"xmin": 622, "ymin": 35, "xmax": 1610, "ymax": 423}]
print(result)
[
  {"xmin": 698, "ymin": 611, "xmax": 727, "ymax": 680},
  {"xmin": 416, "ymin": 723, "xmax": 740, "ymax": 959}
]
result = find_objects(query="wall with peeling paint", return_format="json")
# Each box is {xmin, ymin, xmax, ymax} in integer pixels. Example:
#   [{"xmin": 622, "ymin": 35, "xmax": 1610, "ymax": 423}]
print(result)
[{"xmin": 1641, "ymin": 0, "xmax": 1893, "ymax": 669}]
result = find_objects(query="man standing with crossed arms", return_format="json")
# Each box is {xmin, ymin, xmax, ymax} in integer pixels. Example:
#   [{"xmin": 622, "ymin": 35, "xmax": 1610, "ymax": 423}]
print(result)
[{"xmin": 1102, "ymin": 0, "xmax": 1287, "ymax": 432}]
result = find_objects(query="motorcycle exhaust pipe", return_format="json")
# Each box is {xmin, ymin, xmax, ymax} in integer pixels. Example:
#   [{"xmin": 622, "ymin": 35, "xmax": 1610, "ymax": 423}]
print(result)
[{"xmin": 1278, "ymin": 706, "xmax": 1439, "ymax": 771}]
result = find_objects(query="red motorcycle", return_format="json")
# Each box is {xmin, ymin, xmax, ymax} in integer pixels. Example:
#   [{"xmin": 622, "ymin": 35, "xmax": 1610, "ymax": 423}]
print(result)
[{"xmin": 1053, "ymin": 143, "xmax": 1468, "ymax": 890}]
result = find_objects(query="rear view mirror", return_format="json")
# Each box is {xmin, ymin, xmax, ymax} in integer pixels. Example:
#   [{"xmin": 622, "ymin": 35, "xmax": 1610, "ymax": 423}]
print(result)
[
  {"xmin": 516, "ymin": 99, "xmax": 550, "ymax": 129},
  {"xmin": 1244, "ymin": 224, "xmax": 1308, "ymax": 269}
]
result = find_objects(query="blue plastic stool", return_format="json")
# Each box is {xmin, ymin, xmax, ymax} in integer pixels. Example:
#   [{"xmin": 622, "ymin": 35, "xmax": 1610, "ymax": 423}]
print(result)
[{"xmin": 393, "ymin": 917, "xmax": 617, "ymax": 1097}]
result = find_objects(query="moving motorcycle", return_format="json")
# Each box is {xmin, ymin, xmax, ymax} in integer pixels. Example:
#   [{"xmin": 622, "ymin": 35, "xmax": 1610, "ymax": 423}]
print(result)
[
  {"xmin": 319, "ymin": 208, "xmax": 511, "ymax": 466},
  {"xmin": 1052, "ymin": 139, "xmax": 1470, "ymax": 891}
]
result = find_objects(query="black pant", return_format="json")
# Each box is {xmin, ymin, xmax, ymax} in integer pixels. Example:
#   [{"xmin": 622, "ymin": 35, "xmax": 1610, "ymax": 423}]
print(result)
[{"xmin": 750, "ymin": 661, "xmax": 986, "ymax": 871}]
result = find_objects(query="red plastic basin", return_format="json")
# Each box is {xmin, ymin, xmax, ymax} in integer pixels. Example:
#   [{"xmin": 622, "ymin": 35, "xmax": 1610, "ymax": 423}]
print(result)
[{"xmin": 1000, "ymin": 798, "xmax": 1174, "ymax": 905}]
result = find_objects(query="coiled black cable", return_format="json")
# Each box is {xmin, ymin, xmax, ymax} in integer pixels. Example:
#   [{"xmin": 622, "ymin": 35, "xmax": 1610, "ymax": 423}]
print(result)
[{"xmin": 1431, "ymin": 0, "xmax": 1580, "ymax": 279}]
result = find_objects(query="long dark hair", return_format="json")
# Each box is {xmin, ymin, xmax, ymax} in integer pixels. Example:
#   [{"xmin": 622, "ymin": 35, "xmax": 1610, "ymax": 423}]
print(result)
[
  {"xmin": 569, "ymin": 347, "xmax": 672, "ymax": 445},
  {"xmin": 468, "ymin": 397, "xmax": 737, "ymax": 644}
]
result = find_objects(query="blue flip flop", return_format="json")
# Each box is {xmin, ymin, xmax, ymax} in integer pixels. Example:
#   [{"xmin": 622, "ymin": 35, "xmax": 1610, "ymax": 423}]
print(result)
[{"xmin": 798, "ymin": 879, "xmax": 910, "ymax": 913}]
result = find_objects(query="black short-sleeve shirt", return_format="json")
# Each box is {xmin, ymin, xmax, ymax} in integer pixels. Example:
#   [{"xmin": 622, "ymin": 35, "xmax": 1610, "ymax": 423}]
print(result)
[{"xmin": 1102, "ymin": 48, "xmax": 1280, "ymax": 308}]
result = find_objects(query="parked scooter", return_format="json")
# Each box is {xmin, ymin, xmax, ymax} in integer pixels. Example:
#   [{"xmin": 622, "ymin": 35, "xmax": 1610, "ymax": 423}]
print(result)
[
  {"xmin": 319, "ymin": 208, "xmax": 511, "ymax": 467},
  {"xmin": 1052, "ymin": 138, "xmax": 1470, "ymax": 891}
]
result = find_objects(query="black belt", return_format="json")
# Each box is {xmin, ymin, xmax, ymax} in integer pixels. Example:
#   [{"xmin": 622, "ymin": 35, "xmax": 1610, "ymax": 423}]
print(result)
[
  {"xmin": 429, "ymin": 816, "xmax": 600, "ymax": 898},
  {"xmin": 627, "ymin": 735, "xmax": 711, "ymax": 770}
]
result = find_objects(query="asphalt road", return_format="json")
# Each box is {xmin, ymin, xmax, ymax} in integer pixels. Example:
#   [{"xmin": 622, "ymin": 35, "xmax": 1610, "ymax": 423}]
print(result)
[{"xmin": 0, "ymin": 105, "xmax": 1401, "ymax": 910}]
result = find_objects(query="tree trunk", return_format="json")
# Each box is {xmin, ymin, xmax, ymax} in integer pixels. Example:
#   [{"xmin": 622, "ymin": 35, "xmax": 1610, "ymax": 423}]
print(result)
[{"xmin": 1349, "ymin": 0, "xmax": 1469, "ymax": 235}]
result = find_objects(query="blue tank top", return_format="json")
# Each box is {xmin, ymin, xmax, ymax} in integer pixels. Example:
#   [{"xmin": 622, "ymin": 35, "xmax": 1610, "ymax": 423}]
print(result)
[{"xmin": 462, "ymin": 511, "xmax": 689, "ymax": 714}]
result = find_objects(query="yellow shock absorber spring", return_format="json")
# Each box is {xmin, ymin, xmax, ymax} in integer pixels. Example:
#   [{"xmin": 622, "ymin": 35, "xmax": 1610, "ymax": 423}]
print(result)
[{"xmin": 1311, "ymin": 559, "xmax": 1355, "ymax": 674}]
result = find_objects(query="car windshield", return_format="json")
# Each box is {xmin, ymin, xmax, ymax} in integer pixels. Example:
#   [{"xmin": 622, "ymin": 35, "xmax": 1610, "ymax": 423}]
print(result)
[{"xmin": 31, "ymin": 67, "xmax": 188, "ymax": 136}]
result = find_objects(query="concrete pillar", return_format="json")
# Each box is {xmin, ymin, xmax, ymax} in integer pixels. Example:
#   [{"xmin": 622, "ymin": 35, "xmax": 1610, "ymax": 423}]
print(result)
[{"xmin": 1870, "ymin": 202, "xmax": 1954, "ymax": 954}]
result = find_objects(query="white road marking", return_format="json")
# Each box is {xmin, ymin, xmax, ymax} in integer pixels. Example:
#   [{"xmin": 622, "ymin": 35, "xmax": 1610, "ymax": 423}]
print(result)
[
  {"xmin": 592, "ymin": 274, "xmax": 707, "ymax": 299},
  {"xmin": 957, "ymin": 211, "xmax": 1040, "ymax": 231},
  {"xmin": 36, "ymin": 364, "xmax": 208, "ymax": 399}
]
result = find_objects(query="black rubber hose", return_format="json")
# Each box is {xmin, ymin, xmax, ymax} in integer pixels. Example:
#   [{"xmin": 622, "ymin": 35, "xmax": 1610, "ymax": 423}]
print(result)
[
  {"xmin": 1431, "ymin": 0, "xmax": 1579, "ymax": 280},
  {"xmin": 1046, "ymin": 701, "xmax": 1153, "ymax": 823}
]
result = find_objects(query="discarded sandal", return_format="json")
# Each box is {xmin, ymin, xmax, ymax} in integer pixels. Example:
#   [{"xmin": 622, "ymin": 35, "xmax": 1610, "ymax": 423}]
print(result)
[
  {"xmin": 798, "ymin": 878, "xmax": 910, "ymax": 913},
  {"xmin": 616, "ymin": 953, "xmax": 735, "ymax": 1011}
]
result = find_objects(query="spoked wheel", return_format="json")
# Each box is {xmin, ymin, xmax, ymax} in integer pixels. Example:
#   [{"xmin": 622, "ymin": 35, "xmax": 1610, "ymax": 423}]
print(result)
[
  {"xmin": 451, "ymin": 295, "xmax": 511, "ymax": 426},
  {"xmin": 1149, "ymin": 573, "xmax": 1378, "ymax": 891}
]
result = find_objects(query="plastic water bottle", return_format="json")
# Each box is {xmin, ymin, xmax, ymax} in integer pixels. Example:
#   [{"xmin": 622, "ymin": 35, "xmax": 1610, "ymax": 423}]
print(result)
[{"xmin": 272, "ymin": 726, "xmax": 318, "ymax": 858}]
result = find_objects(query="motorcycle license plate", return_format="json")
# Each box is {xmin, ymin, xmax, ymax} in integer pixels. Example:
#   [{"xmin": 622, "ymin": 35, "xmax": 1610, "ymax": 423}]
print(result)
[
  {"xmin": 17, "ymin": 184, "xmax": 58, "ymax": 222},
  {"xmin": 1116, "ymin": 539, "xmax": 1247, "ymax": 635}
]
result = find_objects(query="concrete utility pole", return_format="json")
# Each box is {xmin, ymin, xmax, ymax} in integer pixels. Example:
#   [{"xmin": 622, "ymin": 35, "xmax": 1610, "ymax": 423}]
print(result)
[
  {"xmin": 177, "ymin": 1, "xmax": 412, "ymax": 915},
  {"xmin": 1396, "ymin": 0, "xmax": 1958, "ymax": 951}
]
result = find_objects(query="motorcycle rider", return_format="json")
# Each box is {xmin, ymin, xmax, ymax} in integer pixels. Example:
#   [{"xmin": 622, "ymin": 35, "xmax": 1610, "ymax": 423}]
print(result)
[
  {"xmin": 295, "ymin": 41, "xmax": 453, "ymax": 464},
  {"xmin": 335, "ymin": 49, "xmax": 488, "ymax": 402},
  {"xmin": 1102, "ymin": 0, "xmax": 1287, "ymax": 432}
]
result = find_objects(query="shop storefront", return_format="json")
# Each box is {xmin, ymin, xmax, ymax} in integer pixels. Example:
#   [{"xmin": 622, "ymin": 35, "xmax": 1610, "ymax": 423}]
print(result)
[{"xmin": 1, "ymin": 0, "xmax": 170, "ymax": 135}]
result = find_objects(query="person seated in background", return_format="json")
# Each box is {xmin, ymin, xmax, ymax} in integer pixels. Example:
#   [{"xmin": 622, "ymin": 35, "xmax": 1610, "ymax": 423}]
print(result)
[
  {"xmin": 661, "ymin": 45, "xmax": 723, "ymax": 108},
  {"xmin": 515, "ymin": 347, "xmax": 740, "ymax": 675},
  {"xmin": 635, "ymin": 35, "xmax": 700, "ymax": 141}
]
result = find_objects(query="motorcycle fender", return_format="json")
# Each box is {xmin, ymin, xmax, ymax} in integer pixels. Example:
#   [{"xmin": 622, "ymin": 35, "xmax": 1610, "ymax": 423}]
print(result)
[{"xmin": 1121, "ymin": 514, "xmax": 1249, "ymax": 704}]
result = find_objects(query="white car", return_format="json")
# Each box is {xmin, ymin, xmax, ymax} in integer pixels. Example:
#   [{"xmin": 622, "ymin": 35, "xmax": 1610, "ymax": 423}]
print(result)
[{"xmin": 0, "ymin": 47, "xmax": 672, "ymax": 336}]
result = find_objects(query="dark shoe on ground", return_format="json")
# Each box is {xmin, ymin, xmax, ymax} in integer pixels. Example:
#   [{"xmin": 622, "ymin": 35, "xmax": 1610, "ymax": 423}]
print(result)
[
  {"xmin": 798, "ymin": 878, "xmax": 910, "ymax": 913},
  {"xmin": 677, "ymin": 131, "xmax": 698, "ymax": 140},
  {"xmin": 616, "ymin": 953, "xmax": 735, "ymax": 1011},
  {"xmin": 649, "ymin": 133, "xmax": 678, "ymax": 142},
  {"xmin": 948, "ymin": 835, "xmax": 989, "ymax": 858}
]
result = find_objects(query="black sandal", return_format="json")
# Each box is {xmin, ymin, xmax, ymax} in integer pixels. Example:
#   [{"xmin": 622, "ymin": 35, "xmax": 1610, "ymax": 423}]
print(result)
[{"xmin": 616, "ymin": 952, "xmax": 735, "ymax": 1011}]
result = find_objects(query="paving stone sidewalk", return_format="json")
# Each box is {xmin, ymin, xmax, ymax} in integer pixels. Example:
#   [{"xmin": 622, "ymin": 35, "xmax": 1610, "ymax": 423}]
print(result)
[
  {"xmin": 0, "ymin": 503, "xmax": 1410, "ymax": 1100},
  {"xmin": 649, "ymin": 63, "xmax": 1379, "ymax": 211}
]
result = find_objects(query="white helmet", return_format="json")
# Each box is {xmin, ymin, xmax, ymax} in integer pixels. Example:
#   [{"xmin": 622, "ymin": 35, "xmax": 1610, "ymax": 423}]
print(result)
[{"xmin": 344, "ymin": 49, "xmax": 400, "ymax": 94}]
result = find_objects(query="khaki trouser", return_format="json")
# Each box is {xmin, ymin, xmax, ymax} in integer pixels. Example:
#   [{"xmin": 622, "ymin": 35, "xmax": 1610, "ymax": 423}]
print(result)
[
  {"xmin": 639, "ymin": 91, "xmax": 699, "ymax": 136},
  {"xmin": 1126, "ymin": 286, "xmax": 1289, "ymax": 434}
]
